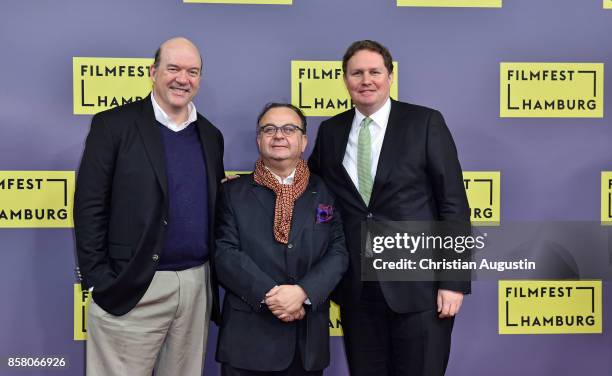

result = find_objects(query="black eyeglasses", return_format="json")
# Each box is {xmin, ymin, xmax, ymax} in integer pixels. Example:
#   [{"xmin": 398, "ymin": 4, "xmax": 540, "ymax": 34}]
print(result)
[{"xmin": 258, "ymin": 124, "xmax": 305, "ymax": 137}]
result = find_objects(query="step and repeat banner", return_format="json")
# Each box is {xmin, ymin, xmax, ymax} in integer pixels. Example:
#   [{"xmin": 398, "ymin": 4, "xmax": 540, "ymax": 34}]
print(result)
[{"xmin": 1, "ymin": 0, "xmax": 611, "ymax": 375}]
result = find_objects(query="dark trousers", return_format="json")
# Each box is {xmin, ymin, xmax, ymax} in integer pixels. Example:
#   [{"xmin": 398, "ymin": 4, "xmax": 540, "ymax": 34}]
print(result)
[
  {"xmin": 221, "ymin": 349, "xmax": 323, "ymax": 376},
  {"xmin": 341, "ymin": 282, "xmax": 454, "ymax": 376}
]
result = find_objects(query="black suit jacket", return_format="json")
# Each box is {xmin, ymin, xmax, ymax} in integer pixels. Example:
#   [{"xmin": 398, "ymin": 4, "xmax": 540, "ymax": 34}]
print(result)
[
  {"xmin": 214, "ymin": 173, "xmax": 348, "ymax": 371},
  {"xmin": 74, "ymin": 95, "xmax": 225, "ymax": 320},
  {"xmin": 309, "ymin": 100, "xmax": 470, "ymax": 313}
]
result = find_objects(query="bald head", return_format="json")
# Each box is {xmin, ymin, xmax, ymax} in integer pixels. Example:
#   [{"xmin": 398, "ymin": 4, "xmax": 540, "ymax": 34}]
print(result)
[
  {"xmin": 149, "ymin": 37, "xmax": 203, "ymax": 122},
  {"xmin": 153, "ymin": 37, "xmax": 203, "ymax": 71}
]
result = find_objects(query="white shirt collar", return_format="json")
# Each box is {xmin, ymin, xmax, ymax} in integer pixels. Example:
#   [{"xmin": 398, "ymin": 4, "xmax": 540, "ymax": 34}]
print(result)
[
  {"xmin": 265, "ymin": 166, "xmax": 296, "ymax": 185},
  {"xmin": 354, "ymin": 97, "xmax": 392, "ymax": 130},
  {"xmin": 151, "ymin": 92, "xmax": 197, "ymax": 132}
]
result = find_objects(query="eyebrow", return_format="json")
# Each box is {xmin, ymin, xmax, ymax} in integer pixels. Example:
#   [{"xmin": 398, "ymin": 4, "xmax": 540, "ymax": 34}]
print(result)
[
  {"xmin": 350, "ymin": 68, "xmax": 381, "ymax": 72},
  {"xmin": 261, "ymin": 123, "xmax": 302, "ymax": 127},
  {"xmin": 166, "ymin": 64, "xmax": 200, "ymax": 71}
]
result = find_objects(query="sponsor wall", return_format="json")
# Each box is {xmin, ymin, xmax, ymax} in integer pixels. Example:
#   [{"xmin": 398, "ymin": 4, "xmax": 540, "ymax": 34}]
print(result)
[{"xmin": 0, "ymin": 0, "xmax": 610, "ymax": 375}]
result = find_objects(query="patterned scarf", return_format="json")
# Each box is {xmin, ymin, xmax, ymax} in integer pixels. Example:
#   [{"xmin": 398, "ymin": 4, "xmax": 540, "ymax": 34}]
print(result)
[{"xmin": 253, "ymin": 158, "xmax": 310, "ymax": 244}]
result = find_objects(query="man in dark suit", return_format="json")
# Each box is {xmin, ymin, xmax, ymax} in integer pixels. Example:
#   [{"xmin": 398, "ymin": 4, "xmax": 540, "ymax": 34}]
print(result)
[
  {"xmin": 74, "ymin": 37, "xmax": 225, "ymax": 375},
  {"xmin": 308, "ymin": 40, "xmax": 471, "ymax": 376},
  {"xmin": 215, "ymin": 103, "xmax": 348, "ymax": 376}
]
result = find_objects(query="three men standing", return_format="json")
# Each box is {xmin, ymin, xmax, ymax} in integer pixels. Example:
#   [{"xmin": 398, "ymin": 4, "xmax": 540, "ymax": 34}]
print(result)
[
  {"xmin": 309, "ymin": 40, "xmax": 471, "ymax": 376},
  {"xmin": 75, "ymin": 36, "xmax": 468, "ymax": 376},
  {"xmin": 74, "ymin": 37, "xmax": 225, "ymax": 375}
]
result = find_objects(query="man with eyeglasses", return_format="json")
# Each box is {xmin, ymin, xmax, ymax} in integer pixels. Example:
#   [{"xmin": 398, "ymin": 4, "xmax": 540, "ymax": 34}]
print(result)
[{"xmin": 214, "ymin": 103, "xmax": 348, "ymax": 376}]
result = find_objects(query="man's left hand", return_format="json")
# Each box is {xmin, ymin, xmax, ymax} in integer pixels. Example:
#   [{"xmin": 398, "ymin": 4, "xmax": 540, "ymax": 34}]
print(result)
[
  {"xmin": 275, "ymin": 306, "xmax": 305, "ymax": 322},
  {"xmin": 437, "ymin": 289, "xmax": 464, "ymax": 318}
]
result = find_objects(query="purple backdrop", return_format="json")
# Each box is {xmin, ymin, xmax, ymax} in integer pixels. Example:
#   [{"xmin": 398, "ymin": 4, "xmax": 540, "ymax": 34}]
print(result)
[{"xmin": 0, "ymin": 0, "xmax": 611, "ymax": 375}]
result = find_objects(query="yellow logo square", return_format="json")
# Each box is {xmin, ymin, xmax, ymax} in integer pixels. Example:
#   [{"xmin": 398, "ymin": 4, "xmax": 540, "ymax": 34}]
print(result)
[
  {"xmin": 499, "ymin": 280, "xmax": 602, "ymax": 334},
  {"xmin": 600, "ymin": 172, "xmax": 612, "ymax": 223},
  {"xmin": 73, "ymin": 57, "xmax": 153, "ymax": 115},
  {"xmin": 500, "ymin": 62, "xmax": 604, "ymax": 118},
  {"xmin": 329, "ymin": 300, "xmax": 343, "ymax": 336},
  {"xmin": 291, "ymin": 61, "xmax": 398, "ymax": 117},
  {"xmin": 0, "ymin": 171, "xmax": 74, "ymax": 228},
  {"xmin": 74, "ymin": 284, "xmax": 91, "ymax": 341},
  {"xmin": 463, "ymin": 171, "xmax": 500, "ymax": 225}
]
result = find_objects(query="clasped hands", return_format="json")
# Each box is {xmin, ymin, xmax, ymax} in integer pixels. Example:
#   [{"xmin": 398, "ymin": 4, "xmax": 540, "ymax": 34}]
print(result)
[{"xmin": 265, "ymin": 285, "xmax": 307, "ymax": 322}]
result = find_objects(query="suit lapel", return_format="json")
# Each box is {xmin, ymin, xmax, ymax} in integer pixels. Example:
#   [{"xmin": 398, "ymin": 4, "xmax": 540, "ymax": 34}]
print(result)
[
  {"xmin": 135, "ymin": 95, "xmax": 168, "ymax": 199},
  {"xmin": 332, "ymin": 110, "xmax": 364, "ymax": 205},
  {"xmin": 249, "ymin": 175, "xmax": 275, "ymax": 222},
  {"xmin": 332, "ymin": 109, "xmax": 354, "ymax": 169},
  {"xmin": 196, "ymin": 118, "xmax": 220, "ymax": 216},
  {"xmin": 370, "ymin": 100, "xmax": 407, "ymax": 205},
  {"xmin": 289, "ymin": 180, "xmax": 317, "ymax": 243}
]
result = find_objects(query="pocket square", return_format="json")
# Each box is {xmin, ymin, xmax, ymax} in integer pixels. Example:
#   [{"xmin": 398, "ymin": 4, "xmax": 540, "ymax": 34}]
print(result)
[{"xmin": 316, "ymin": 204, "xmax": 334, "ymax": 224}]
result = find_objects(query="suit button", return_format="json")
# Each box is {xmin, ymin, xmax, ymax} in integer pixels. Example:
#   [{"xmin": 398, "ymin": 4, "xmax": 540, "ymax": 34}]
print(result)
[
  {"xmin": 152, "ymin": 254, "xmax": 159, "ymax": 262},
  {"xmin": 287, "ymin": 244, "xmax": 293, "ymax": 249},
  {"xmin": 367, "ymin": 213, "xmax": 373, "ymax": 218},
  {"xmin": 162, "ymin": 219, "xmax": 168, "ymax": 226}
]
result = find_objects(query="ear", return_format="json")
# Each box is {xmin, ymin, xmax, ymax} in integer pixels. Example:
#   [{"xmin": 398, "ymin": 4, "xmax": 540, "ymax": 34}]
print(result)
[
  {"xmin": 149, "ymin": 64, "xmax": 156, "ymax": 82},
  {"xmin": 255, "ymin": 133, "xmax": 263, "ymax": 152},
  {"xmin": 300, "ymin": 135, "xmax": 308, "ymax": 153}
]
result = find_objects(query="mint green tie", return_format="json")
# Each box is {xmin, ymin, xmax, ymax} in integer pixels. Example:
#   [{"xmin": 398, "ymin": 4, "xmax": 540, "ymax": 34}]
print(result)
[{"xmin": 357, "ymin": 117, "xmax": 373, "ymax": 205}]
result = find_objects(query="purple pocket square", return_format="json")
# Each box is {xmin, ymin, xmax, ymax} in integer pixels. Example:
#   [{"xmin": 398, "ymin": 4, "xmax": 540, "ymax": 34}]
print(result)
[{"xmin": 316, "ymin": 204, "xmax": 334, "ymax": 224}]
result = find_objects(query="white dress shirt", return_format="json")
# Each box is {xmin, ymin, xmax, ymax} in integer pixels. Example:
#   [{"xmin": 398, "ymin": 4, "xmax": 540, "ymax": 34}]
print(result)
[
  {"xmin": 151, "ymin": 92, "xmax": 197, "ymax": 132},
  {"xmin": 263, "ymin": 165, "xmax": 311, "ymax": 305},
  {"xmin": 267, "ymin": 167, "xmax": 296, "ymax": 185},
  {"xmin": 342, "ymin": 98, "xmax": 392, "ymax": 190}
]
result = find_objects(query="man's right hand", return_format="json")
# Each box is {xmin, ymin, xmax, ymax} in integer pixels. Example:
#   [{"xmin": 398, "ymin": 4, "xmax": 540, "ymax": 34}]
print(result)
[{"xmin": 265, "ymin": 285, "xmax": 306, "ymax": 322}]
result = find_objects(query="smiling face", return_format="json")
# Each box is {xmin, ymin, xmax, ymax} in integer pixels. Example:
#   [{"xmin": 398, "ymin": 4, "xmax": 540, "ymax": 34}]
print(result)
[
  {"xmin": 344, "ymin": 49, "xmax": 393, "ymax": 116},
  {"xmin": 256, "ymin": 107, "xmax": 307, "ymax": 166},
  {"xmin": 150, "ymin": 38, "xmax": 201, "ymax": 118}
]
